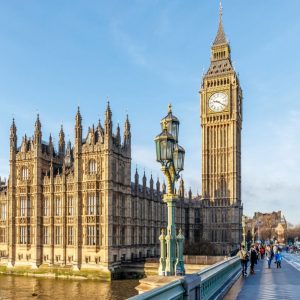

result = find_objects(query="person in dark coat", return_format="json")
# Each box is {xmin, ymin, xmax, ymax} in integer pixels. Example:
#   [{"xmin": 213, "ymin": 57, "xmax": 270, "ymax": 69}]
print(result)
[{"xmin": 250, "ymin": 245, "xmax": 257, "ymax": 274}]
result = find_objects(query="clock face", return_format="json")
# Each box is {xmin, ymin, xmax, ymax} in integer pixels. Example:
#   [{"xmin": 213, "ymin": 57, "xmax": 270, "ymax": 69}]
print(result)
[{"xmin": 208, "ymin": 92, "xmax": 228, "ymax": 112}]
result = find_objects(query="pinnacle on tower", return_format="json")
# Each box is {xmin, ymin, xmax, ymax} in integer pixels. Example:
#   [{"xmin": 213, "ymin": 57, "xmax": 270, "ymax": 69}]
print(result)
[
  {"xmin": 75, "ymin": 107, "xmax": 82, "ymax": 144},
  {"xmin": 105, "ymin": 101, "xmax": 112, "ymax": 135},
  {"xmin": 179, "ymin": 176, "xmax": 185, "ymax": 198},
  {"xmin": 124, "ymin": 114, "xmax": 131, "ymax": 147},
  {"xmin": 59, "ymin": 125, "xmax": 65, "ymax": 155},
  {"xmin": 97, "ymin": 119, "xmax": 103, "ymax": 131},
  {"xmin": 10, "ymin": 118, "xmax": 16, "ymax": 136},
  {"xmin": 34, "ymin": 114, "xmax": 42, "ymax": 144},
  {"xmin": 10, "ymin": 118, "xmax": 17, "ymax": 150},
  {"xmin": 49, "ymin": 134, "xmax": 54, "ymax": 156},
  {"xmin": 213, "ymin": 1, "xmax": 227, "ymax": 46},
  {"xmin": 49, "ymin": 133, "xmax": 53, "ymax": 145},
  {"xmin": 162, "ymin": 181, "xmax": 166, "ymax": 194},
  {"xmin": 156, "ymin": 177, "xmax": 160, "ymax": 192},
  {"xmin": 75, "ymin": 106, "xmax": 82, "ymax": 126},
  {"xmin": 142, "ymin": 170, "xmax": 147, "ymax": 187},
  {"xmin": 35, "ymin": 113, "xmax": 41, "ymax": 130},
  {"xmin": 135, "ymin": 167, "xmax": 139, "ymax": 190},
  {"xmin": 124, "ymin": 114, "xmax": 131, "ymax": 135},
  {"xmin": 116, "ymin": 123, "xmax": 121, "ymax": 145},
  {"xmin": 150, "ymin": 173, "xmax": 154, "ymax": 189}
]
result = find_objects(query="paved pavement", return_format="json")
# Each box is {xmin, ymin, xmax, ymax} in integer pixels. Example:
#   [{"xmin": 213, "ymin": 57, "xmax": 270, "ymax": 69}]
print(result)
[
  {"xmin": 282, "ymin": 252, "xmax": 300, "ymax": 271},
  {"xmin": 224, "ymin": 254, "xmax": 300, "ymax": 300}
]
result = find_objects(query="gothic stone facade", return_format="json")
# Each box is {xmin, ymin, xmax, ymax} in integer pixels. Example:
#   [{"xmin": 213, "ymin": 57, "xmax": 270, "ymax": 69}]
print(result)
[
  {"xmin": 199, "ymin": 11, "xmax": 243, "ymax": 254},
  {"xmin": 0, "ymin": 104, "xmax": 201, "ymax": 275}
]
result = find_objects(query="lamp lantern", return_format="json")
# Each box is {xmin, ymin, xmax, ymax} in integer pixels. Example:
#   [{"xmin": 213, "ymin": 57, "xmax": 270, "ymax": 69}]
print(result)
[
  {"xmin": 173, "ymin": 144, "xmax": 185, "ymax": 174},
  {"xmin": 160, "ymin": 104, "xmax": 180, "ymax": 143},
  {"xmin": 155, "ymin": 125, "xmax": 175, "ymax": 163}
]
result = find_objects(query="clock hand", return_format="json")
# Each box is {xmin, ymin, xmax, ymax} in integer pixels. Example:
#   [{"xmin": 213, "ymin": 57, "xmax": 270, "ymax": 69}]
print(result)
[{"xmin": 215, "ymin": 100, "xmax": 225, "ymax": 106}]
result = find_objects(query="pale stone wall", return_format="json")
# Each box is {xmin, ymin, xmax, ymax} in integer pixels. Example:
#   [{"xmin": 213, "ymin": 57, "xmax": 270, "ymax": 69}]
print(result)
[{"xmin": 0, "ymin": 105, "xmax": 202, "ymax": 276}]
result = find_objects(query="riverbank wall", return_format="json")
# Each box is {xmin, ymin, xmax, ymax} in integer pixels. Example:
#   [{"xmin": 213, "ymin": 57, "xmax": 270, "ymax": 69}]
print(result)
[{"xmin": 0, "ymin": 255, "xmax": 226, "ymax": 281}]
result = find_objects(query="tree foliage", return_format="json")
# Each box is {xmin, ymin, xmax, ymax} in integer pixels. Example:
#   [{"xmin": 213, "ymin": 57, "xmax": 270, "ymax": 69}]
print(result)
[{"xmin": 287, "ymin": 225, "xmax": 300, "ymax": 242}]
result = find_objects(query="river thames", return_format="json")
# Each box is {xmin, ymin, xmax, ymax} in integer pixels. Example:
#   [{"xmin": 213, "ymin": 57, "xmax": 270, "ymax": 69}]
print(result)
[{"xmin": 0, "ymin": 275, "xmax": 139, "ymax": 299}]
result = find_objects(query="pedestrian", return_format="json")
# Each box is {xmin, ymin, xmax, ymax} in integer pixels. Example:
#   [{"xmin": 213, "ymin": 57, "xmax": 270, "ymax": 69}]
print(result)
[
  {"xmin": 266, "ymin": 245, "xmax": 274, "ymax": 269},
  {"xmin": 237, "ymin": 245, "xmax": 249, "ymax": 277},
  {"xmin": 275, "ymin": 251, "xmax": 282, "ymax": 268},
  {"xmin": 255, "ymin": 245, "xmax": 260, "ymax": 261},
  {"xmin": 250, "ymin": 245, "xmax": 257, "ymax": 274},
  {"xmin": 260, "ymin": 246, "xmax": 265, "ymax": 259}
]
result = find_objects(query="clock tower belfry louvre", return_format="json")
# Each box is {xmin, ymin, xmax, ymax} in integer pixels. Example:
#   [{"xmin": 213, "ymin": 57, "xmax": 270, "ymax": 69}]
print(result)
[{"xmin": 200, "ymin": 4, "xmax": 243, "ymax": 254}]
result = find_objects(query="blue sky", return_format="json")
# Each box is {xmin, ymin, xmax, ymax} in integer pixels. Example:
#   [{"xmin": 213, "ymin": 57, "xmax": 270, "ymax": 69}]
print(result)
[{"xmin": 0, "ymin": 1, "xmax": 299, "ymax": 224}]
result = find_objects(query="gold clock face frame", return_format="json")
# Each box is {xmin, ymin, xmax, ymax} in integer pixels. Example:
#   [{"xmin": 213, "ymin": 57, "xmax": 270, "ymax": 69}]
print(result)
[{"xmin": 208, "ymin": 92, "xmax": 228, "ymax": 112}]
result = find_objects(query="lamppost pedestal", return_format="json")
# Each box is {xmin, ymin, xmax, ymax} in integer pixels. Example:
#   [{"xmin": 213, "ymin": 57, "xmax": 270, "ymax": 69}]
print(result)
[{"xmin": 163, "ymin": 194, "xmax": 177, "ymax": 276}]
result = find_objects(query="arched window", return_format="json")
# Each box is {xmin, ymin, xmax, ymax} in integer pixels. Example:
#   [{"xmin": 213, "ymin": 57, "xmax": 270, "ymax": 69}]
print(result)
[
  {"xmin": 22, "ymin": 167, "xmax": 29, "ymax": 180},
  {"xmin": 89, "ymin": 159, "xmax": 97, "ymax": 174}
]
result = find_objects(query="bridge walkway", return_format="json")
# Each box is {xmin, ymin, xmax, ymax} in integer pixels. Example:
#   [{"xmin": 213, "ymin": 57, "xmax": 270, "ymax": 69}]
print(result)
[{"xmin": 224, "ymin": 254, "xmax": 300, "ymax": 300}]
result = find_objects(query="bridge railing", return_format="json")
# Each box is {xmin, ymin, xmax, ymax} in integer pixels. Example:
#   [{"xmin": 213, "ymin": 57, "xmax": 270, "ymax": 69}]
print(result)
[{"xmin": 129, "ymin": 256, "xmax": 241, "ymax": 300}]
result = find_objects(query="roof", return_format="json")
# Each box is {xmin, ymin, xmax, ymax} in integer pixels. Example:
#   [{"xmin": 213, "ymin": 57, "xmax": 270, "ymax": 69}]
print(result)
[{"xmin": 213, "ymin": 19, "xmax": 227, "ymax": 46}]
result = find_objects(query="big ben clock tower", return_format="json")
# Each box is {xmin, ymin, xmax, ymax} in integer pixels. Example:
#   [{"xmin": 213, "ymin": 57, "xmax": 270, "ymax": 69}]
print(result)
[{"xmin": 200, "ymin": 2, "xmax": 243, "ymax": 254}]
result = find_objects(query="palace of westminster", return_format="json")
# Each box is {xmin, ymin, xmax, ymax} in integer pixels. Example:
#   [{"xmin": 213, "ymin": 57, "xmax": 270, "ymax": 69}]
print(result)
[{"xmin": 0, "ymin": 7, "xmax": 243, "ymax": 276}]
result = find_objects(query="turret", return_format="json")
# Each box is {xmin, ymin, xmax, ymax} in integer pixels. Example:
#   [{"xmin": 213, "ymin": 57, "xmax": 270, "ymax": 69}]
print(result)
[
  {"xmin": 34, "ymin": 114, "xmax": 42, "ymax": 145},
  {"xmin": 150, "ymin": 174, "xmax": 154, "ymax": 193},
  {"xmin": 58, "ymin": 125, "xmax": 65, "ymax": 156},
  {"xmin": 115, "ymin": 123, "xmax": 121, "ymax": 146},
  {"xmin": 134, "ymin": 168, "xmax": 139, "ymax": 192},
  {"xmin": 49, "ymin": 134, "xmax": 54, "ymax": 157},
  {"xmin": 124, "ymin": 114, "xmax": 131, "ymax": 148},
  {"xmin": 65, "ymin": 140, "xmax": 72, "ymax": 167},
  {"xmin": 75, "ymin": 106, "xmax": 82, "ymax": 146},
  {"xmin": 155, "ymin": 177, "xmax": 160, "ymax": 193},
  {"xmin": 97, "ymin": 119, "xmax": 104, "ymax": 143},
  {"xmin": 104, "ymin": 101, "xmax": 112, "ymax": 136},
  {"xmin": 10, "ymin": 118, "xmax": 17, "ymax": 153},
  {"xmin": 178, "ymin": 177, "xmax": 185, "ymax": 198},
  {"xmin": 142, "ymin": 171, "xmax": 147, "ymax": 194},
  {"xmin": 162, "ymin": 181, "xmax": 166, "ymax": 194},
  {"xmin": 188, "ymin": 187, "xmax": 192, "ymax": 200}
]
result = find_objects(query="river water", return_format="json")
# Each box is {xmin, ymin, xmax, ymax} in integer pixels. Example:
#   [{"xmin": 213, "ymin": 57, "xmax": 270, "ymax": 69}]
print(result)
[{"xmin": 0, "ymin": 275, "xmax": 139, "ymax": 300}]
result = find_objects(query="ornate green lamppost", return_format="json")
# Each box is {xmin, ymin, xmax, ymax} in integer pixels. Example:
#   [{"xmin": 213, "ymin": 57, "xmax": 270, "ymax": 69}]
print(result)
[{"xmin": 155, "ymin": 104, "xmax": 185, "ymax": 276}]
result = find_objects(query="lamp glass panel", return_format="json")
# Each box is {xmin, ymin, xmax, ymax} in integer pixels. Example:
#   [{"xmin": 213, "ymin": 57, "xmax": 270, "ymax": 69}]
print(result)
[
  {"xmin": 155, "ymin": 140, "xmax": 161, "ymax": 161},
  {"xmin": 166, "ymin": 140, "xmax": 174, "ymax": 160},
  {"xmin": 173, "ymin": 149, "xmax": 179, "ymax": 171},
  {"xmin": 171, "ymin": 123, "xmax": 179, "ymax": 142},
  {"xmin": 178, "ymin": 152, "xmax": 183, "ymax": 170},
  {"xmin": 160, "ymin": 140, "xmax": 167, "ymax": 160}
]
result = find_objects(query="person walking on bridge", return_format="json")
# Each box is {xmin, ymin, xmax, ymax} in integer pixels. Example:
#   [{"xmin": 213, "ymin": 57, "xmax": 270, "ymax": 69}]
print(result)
[
  {"xmin": 260, "ymin": 246, "xmax": 265, "ymax": 259},
  {"xmin": 266, "ymin": 245, "xmax": 274, "ymax": 269},
  {"xmin": 237, "ymin": 245, "xmax": 249, "ymax": 277},
  {"xmin": 250, "ymin": 245, "xmax": 258, "ymax": 274},
  {"xmin": 275, "ymin": 251, "xmax": 282, "ymax": 268}
]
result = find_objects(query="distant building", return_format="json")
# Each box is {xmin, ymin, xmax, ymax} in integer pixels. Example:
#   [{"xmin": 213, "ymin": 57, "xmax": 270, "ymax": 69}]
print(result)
[{"xmin": 246, "ymin": 211, "xmax": 287, "ymax": 244}]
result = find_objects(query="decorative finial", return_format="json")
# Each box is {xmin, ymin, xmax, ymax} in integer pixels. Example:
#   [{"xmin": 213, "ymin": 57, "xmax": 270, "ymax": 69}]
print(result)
[
  {"xmin": 219, "ymin": 0, "xmax": 223, "ymax": 21},
  {"xmin": 162, "ymin": 121, "xmax": 167, "ymax": 130},
  {"xmin": 168, "ymin": 103, "xmax": 172, "ymax": 113}
]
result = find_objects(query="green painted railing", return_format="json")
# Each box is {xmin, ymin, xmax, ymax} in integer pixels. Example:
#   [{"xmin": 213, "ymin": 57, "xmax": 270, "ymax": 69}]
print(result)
[
  {"xmin": 128, "ymin": 256, "xmax": 241, "ymax": 300},
  {"xmin": 129, "ymin": 279, "xmax": 185, "ymax": 300},
  {"xmin": 197, "ymin": 256, "xmax": 240, "ymax": 300}
]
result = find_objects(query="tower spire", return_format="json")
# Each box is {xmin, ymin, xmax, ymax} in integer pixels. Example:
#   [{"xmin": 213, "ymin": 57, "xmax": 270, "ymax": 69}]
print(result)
[{"xmin": 213, "ymin": 0, "xmax": 227, "ymax": 45}]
